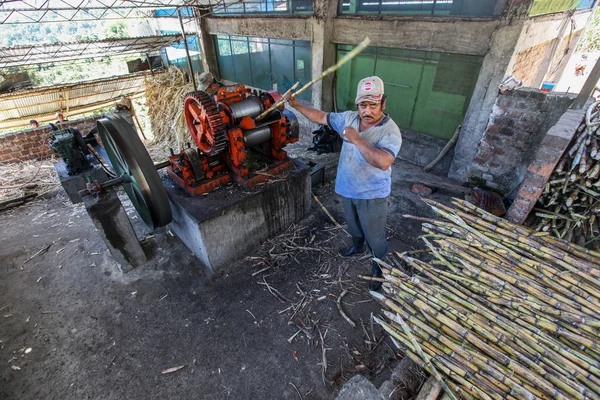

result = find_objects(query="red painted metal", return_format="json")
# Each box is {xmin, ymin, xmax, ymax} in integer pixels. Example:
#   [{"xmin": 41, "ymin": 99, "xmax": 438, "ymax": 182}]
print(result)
[{"xmin": 173, "ymin": 84, "xmax": 298, "ymax": 196}]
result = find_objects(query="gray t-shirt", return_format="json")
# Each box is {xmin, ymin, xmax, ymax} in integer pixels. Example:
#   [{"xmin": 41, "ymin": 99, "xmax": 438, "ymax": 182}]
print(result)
[{"xmin": 327, "ymin": 111, "xmax": 402, "ymax": 199}]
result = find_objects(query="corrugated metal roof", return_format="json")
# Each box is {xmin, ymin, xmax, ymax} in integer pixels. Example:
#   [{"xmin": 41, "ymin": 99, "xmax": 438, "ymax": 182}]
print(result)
[
  {"xmin": 0, "ymin": 0, "xmax": 203, "ymax": 24},
  {"xmin": 0, "ymin": 72, "xmax": 152, "ymax": 131},
  {"xmin": 0, "ymin": 35, "xmax": 190, "ymax": 68}
]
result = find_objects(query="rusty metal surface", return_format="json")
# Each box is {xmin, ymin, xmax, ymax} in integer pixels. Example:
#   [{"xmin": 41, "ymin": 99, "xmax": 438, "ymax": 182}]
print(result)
[{"xmin": 0, "ymin": 72, "xmax": 150, "ymax": 131}]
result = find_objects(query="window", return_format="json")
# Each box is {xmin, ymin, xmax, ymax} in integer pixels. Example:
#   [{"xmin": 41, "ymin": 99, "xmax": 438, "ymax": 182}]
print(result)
[
  {"xmin": 154, "ymin": 7, "xmax": 194, "ymax": 17},
  {"xmin": 336, "ymin": 44, "xmax": 482, "ymax": 139},
  {"xmin": 214, "ymin": 35, "xmax": 312, "ymax": 101},
  {"xmin": 340, "ymin": 0, "xmax": 500, "ymax": 16},
  {"xmin": 530, "ymin": 0, "xmax": 596, "ymax": 16},
  {"xmin": 212, "ymin": 0, "xmax": 313, "ymax": 15},
  {"xmin": 162, "ymin": 34, "xmax": 202, "ymax": 73}
]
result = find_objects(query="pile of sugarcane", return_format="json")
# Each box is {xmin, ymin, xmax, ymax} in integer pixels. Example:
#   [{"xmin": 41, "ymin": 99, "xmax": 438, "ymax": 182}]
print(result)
[
  {"xmin": 529, "ymin": 100, "xmax": 600, "ymax": 247},
  {"xmin": 371, "ymin": 198, "xmax": 600, "ymax": 400},
  {"xmin": 144, "ymin": 66, "xmax": 195, "ymax": 150}
]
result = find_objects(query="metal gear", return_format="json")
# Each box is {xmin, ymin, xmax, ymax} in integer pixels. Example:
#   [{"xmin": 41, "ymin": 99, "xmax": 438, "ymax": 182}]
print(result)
[{"xmin": 183, "ymin": 91, "xmax": 228, "ymax": 156}]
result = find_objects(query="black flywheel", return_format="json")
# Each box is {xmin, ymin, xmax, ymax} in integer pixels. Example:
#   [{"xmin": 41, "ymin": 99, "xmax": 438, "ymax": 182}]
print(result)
[{"xmin": 97, "ymin": 115, "xmax": 172, "ymax": 229}]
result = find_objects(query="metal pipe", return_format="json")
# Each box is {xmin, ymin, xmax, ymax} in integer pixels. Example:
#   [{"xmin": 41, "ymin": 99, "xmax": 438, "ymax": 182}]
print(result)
[
  {"xmin": 154, "ymin": 160, "xmax": 172, "ymax": 170},
  {"xmin": 177, "ymin": 7, "xmax": 197, "ymax": 90}
]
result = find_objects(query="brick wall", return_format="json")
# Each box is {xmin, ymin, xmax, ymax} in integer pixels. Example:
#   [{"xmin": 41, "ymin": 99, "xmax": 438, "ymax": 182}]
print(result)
[
  {"xmin": 506, "ymin": 106, "xmax": 588, "ymax": 223},
  {"xmin": 0, "ymin": 116, "xmax": 104, "ymax": 164},
  {"xmin": 512, "ymin": 41, "xmax": 552, "ymax": 87},
  {"xmin": 469, "ymin": 88, "xmax": 574, "ymax": 195}
]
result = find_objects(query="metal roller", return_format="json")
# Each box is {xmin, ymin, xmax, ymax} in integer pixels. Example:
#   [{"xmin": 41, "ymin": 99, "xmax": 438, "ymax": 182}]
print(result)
[
  {"xmin": 243, "ymin": 126, "xmax": 272, "ymax": 147},
  {"xmin": 228, "ymin": 96, "xmax": 263, "ymax": 122}
]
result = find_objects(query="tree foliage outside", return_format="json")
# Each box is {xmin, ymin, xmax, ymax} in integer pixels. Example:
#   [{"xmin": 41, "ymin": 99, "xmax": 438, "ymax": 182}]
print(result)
[
  {"xmin": 0, "ymin": 18, "xmax": 154, "ymax": 86},
  {"xmin": 578, "ymin": 7, "xmax": 600, "ymax": 53}
]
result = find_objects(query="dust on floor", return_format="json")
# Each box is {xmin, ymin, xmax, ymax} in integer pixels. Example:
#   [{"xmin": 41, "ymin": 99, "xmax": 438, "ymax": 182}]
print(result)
[{"xmin": 0, "ymin": 159, "xmax": 461, "ymax": 400}]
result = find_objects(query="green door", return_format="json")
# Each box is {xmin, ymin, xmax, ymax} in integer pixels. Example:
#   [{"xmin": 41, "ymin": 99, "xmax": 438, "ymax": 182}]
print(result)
[{"xmin": 374, "ymin": 56, "xmax": 422, "ymax": 130}]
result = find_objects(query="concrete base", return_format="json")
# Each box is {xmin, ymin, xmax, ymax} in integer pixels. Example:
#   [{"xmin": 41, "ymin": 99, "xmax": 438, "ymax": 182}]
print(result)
[
  {"xmin": 165, "ymin": 159, "xmax": 311, "ymax": 273},
  {"xmin": 83, "ymin": 190, "xmax": 147, "ymax": 273},
  {"xmin": 54, "ymin": 159, "xmax": 109, "ymax": 204}
]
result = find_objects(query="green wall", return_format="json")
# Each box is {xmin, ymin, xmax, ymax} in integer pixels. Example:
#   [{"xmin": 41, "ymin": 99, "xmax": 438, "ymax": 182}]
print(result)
[
  {"xmin": 529, "ymin": 0, "xmax": 581, "ymax": 16},
  {"xmin": 336, "ymin": 46, "xmax": 482, "ymax": 140}
]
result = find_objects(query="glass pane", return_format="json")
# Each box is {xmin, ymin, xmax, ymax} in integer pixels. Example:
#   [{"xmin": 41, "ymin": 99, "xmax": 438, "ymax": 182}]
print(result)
[
  {"xmin": 215, "ymin": 36, "xmax": 236, "ymax": 81},
  {"xmin": 343, "ymin": 0, "xmax": 499, "ymax": 16},
  {"xmin": 249, "ymin": 41, "xmax": 272, "ymax": 90},
  {"xmin": 270, "ymin": 42, "xmax": 295, "ymax": 92},
  {"xmin": 213, "ymin": 0, "xmax": 312, "ymax": 14},
  {"xmin": 294, "ymin": 42, "xmax": 312, "ymax": 101}
]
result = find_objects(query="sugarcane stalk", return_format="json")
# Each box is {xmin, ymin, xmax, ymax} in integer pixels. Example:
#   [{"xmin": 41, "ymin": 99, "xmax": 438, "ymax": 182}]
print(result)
[
  {"xmin": 336, "ymin": 290, "xmax": 356, "ymax": 328},
  {"xmin": 373, "ymin": 197, "xmax": 600, "ymax": 398},
  {"xmin": 380, "ymin": 311, "xmax": 458, "ymax": 400},
  {"xmin": 253, "ymin": 81, "xmax": 300, "ymax": 122},
  {"xmin": 292, "ymin": 37, "xmax": 371, "ymax": 100}
]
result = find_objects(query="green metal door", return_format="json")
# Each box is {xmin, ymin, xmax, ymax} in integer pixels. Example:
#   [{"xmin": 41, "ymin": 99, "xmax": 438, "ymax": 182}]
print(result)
[
  {"xmin": 374, "ymin": 56, "xmax": 421, "ymax": 130},
  {"xmin": 335, "ymin": 45, "xmax": 482, "ymax": 140}
]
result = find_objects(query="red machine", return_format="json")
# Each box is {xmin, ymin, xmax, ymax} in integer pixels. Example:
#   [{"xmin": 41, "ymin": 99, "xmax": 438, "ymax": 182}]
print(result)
[{"xmin": 167, "ymin": 84, "xmax": 299, "ymax": 195}]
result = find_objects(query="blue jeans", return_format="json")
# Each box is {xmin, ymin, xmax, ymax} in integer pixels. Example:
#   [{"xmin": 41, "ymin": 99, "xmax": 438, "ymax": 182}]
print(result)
[{"xmin": 341, "ymin": 196, "xmax": 389, "ymax": 260}]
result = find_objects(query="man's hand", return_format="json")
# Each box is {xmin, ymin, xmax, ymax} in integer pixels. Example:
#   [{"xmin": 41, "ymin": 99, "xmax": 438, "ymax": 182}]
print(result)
[
  {"xmin": 284, "ymin": 93, "xmax": 299, "ymax": 108},
  {"xmin": 343, "ymin": 126, "xmax": 394, "ymax": 170},
  {"xmin": 282, "ymin": 94, "xmax": 327, "ymax": 125},
  {"xmin": 342, "ymin": 127, "xmax": 361, "ymax": 144}
]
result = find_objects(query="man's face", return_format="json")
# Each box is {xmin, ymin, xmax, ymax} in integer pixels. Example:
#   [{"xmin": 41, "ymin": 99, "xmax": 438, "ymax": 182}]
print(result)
[{"xmin": 357, "ymin": 100, "xmax": 385, "ymax": 123}]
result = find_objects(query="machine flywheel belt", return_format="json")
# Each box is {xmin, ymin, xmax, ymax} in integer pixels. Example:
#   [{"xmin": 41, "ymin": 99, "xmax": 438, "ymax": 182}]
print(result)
[{"xmin": 183, "ymin": 91, "xmax": 228, "ymax": 156}]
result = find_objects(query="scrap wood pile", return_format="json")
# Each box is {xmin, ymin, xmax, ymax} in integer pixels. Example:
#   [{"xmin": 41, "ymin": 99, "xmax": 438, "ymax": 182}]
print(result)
[
  {"xmin": 0, "ymin": 159, "xmax": 58, "ymax": 204},
  {"xmin": 371, "ymin": 197, "xmax": 600, "ymax": 400},
  {"xmin": 144, "ymin": 66, "xmax": 195, "ymax": 152},
  {"xmin": 529, "ymin": 100, "xmax": 600, "ymax": 247}
]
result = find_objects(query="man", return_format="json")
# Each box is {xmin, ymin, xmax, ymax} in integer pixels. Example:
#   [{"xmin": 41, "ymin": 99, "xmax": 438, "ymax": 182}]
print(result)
[
  {"xmin": 197, "ymin": 71, "xmax": 222, "ymax": 95},
  {"xmin": 287, "ymin": 76, "xmax": 402, "ymax": 290},
  {"xmin": 56, "ymin": 112, "xmax": 68, "ymax": 124},
  {"xmin": 29, "ymin": 119, "xmax": 39, "ymax": 128}
]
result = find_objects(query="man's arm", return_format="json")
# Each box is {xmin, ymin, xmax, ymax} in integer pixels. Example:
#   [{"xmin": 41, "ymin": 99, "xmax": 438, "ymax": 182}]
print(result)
[
  {"xmin": 343, "ymin": 127, "xmax": 394, "ymax": 170},
  {"xmin": 287, "ymin": 95, "xmax": 327, "ymax": 126}
]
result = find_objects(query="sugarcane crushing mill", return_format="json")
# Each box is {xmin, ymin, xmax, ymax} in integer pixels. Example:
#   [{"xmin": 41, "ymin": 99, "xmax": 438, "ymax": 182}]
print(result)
[
  {"xmin": 168, "ymin": 84, "xmax": 299, "ymax": 195},
  {"xmin": 75, "ymin": 85, "xmax": 304, "ymax": 271}
]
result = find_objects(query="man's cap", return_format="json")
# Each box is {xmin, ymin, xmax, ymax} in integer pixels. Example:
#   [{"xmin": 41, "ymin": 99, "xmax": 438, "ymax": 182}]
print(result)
[
  {"xmin": 56, "ymin": 111, "xmax": 63, "ymax": 117},
  {"xmin": 355, "ymin": 76, "xmax": 384, "ymax": 104},
  {"xmin": 197, "ymin": 72, "xmax": 215, "ymax": 91}
]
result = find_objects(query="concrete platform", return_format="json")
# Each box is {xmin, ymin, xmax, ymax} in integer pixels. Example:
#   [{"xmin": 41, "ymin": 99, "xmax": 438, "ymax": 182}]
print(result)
[
  {"xmin": 54, "ymin": 159, "xmax": 109, "ymax": 204},
  {"xmin": 165, "ymin": 159, "xmax": 311, "ymax": 273}
]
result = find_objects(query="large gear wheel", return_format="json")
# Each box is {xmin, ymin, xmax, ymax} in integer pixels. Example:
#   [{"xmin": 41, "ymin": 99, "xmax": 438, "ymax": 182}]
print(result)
[{"xmin": 183, "ymin": 91, "xmax": 228, "ymax": 155}]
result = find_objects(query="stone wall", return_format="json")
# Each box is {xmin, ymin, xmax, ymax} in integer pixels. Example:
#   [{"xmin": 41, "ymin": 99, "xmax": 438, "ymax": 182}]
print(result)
[
  {"xmin": 0, "ymin": 115, "xmax": 103, "ymax": 164},
  {"xmin": 468, "ymin": 88, "xmax": 574, "ymax": 194}
]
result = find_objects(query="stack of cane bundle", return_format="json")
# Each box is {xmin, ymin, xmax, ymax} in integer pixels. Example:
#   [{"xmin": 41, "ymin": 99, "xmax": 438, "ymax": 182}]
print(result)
[
  {"xmin": 530, "ymin": 101, "xmax": 600, "ymax": 247},
  {"xmin": 372, "ymin": 198, "xmax": 600, "ymax": 400},
  {"xmin": 144, "ymin": 66, "xmax": 195, "ymax": 149}
]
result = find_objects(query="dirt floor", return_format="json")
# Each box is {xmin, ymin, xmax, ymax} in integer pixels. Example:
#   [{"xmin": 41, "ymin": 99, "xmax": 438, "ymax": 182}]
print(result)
[{"xmin": 0, "ymin": 147, "xmax": 465, "ymax": 399}]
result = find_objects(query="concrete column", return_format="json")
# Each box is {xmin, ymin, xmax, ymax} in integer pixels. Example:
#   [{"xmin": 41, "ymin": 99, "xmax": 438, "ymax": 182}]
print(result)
[
  {"xmin": 448, "ymin": 19, "xmax": 525, "ymax": 182},
  {"xmin": 310, "ymin": 0, "xmax": 338, "ymax": 111},
  {"xmin": 194, "ymin": 6, "xmax": 221, "ymax": 79}
]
